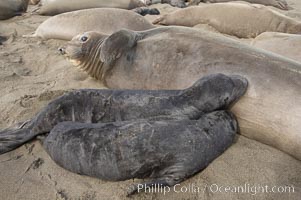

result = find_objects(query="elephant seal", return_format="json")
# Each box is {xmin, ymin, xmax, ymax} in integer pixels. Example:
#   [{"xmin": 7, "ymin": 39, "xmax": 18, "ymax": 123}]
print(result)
[
  {"xmin": 44, "ymin": 110, "xmax": 237, "ymax": 195},
  {"xmin": 59, "ymin": 26, "xmax": 301, "ymax": 160},
  {"xmin": 0, "ymin": 0, "xmax": 29, "ymax": 20},
  {"xmin": 153, "ymin": 3, "xmax": 301, "ymax": 38},
  {"xmin": 35, "ymin": 0, "xmax": 146, "ymax": 15},
  {"xmin": 26, "ymin": 8, "xmax": 155, "ymax": 40},
  {"xmin": 132, "ymin": 7, "xmax": 160, "ymax": 16},
  {"xmin": 0, "ymin": 74, "xmax": 247, "ymax": 154},
  {"xmin": 251, "ymin": 32, "xmax": 301, "ymax": 63},
  {"xmin": 188, "ymin": 0, "xmax": 289, "ymax": 10},
  {"xmin": 147, "ymin": 0, "xmax": 187, "ymax": 8}
]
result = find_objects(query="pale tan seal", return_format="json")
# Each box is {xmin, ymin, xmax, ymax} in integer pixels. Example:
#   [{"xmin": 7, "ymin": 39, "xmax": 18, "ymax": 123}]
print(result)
[
  {"xmin": 59, "ymin": 26, "xmax": 301, "ymax": 160},
  {"xmin": 251, "ymin": 32, "xmax": 301, "ymax": 63},
  {"xmin": 26, "ymin": 8, "xmax": 155, "ymax": 40},
  {"xmin": 153, "ymin": 3, "xmax": 301, "ymax": 38},
  {"xmin": 188, "ymin": 0, "xmax": 289, "ymax": 10},
  {"xmin": 29, "ymin": 0, "xmax": 40, "ymax": 5},
  {"xmin": 0, "ymin": 0, "xmax": 29, "ymax": 20},
  {"xmin": 36, "ymin": 0, "xmax": 146, "ymax": 15}
]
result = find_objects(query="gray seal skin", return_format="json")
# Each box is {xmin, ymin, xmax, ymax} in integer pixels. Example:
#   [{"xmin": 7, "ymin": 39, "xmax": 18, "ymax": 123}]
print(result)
[
  {"xmin": 0, "ymin": 0, "xmax": 29, "ymax": 20},
  {"xmin": 132, "ymin": 7, "xmax": 160, "ymax": 16},
  {"xmin": 44, "ymin": 110, "xmax": 237, "ymax": 196},
  {"xmin": 27, "ymin": 8, "xmax": 155, "ymax": 40},
  {"xmin": 188, "ymin": 0, "xmax": 289, "ymax": 10},
  {"xmin": 0, "ymin": 74, "xmax": 248, "ymax": 154},
  {"xmin": 60, "ymin": 26, "xmax": 301, "ymax": 160},
  {"xmin": 36, "ymin": 0, "xmax": 146, "ymax": 15}
]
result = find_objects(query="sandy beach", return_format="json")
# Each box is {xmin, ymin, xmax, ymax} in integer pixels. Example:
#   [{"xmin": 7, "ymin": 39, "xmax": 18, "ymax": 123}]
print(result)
[{"xmin": 0, "ymin": 1, "xmax": 300, "ymax": 199}]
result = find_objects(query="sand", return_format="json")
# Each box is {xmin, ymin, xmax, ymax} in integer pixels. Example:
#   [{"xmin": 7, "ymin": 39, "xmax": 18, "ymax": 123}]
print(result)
[{"xmin": 0, "ymin": 1, "xmax": 300, "ymax": 199}]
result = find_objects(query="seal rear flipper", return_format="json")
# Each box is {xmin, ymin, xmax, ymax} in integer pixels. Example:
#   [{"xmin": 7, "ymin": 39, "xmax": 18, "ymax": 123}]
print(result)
[
  {"xmin": 0, "ymin": 127, "xmax": 34, "ymax": 154},
  {"xmin": 100, "ymin": 29, "xmax": 141, "ymax": 66}
]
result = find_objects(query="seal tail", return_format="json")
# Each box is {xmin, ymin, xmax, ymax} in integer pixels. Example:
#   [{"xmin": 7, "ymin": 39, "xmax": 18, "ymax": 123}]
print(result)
[{"xmin": 0, "ymin": 127, "xmax": 34, "ymax": 154}]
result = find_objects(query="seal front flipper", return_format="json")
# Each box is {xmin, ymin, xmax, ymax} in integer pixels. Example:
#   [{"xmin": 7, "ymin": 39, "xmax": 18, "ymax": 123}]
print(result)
[
  {"xmin": 100, "ymin": 29, "xmax": 142, "ymax": 67},
  {"xmin": 0, "ymin": 127, "xmax": 33, "ymax": 154}
]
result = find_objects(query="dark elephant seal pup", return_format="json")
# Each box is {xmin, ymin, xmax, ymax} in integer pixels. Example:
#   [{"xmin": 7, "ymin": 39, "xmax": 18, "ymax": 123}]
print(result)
[
  {"xmin": 188, "ymin": 0, "xmax": 289, "ymax": 10},
  {"xmin": 44, "ymin": 111, "xmax": 237, "ymax": 195},
  {"xmin": 153, "ymin": 3, "xmax": 301, "ymax": 38},
  {"xmin": 60, "ymin": 26, "xmax": 301, "ymax": 160},
  {"xmin": 0, "ymin": 0, "xmax": 29, "ymax": 20},
  {"xmin": 0, "ymin": 74, "xmax": 247, "ymax": 154},
  {"xmin": 26, "ymin": 8, "xmax": 155, "ymax": 40},
  {"xmin": 36, "ymin": 0, "xmax": 146, "ymax": 15}
]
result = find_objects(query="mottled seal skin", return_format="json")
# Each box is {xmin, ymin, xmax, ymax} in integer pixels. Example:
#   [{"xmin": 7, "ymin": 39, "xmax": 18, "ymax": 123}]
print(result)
[
  {"xmin": 132, "ymin": 7, "xmax": 160, "ymax": 16},
  {"xmin": 60, "ymin": 26, "xmax": 301, "ymax": 160},
  {"xmin": 153, "ymin": 3, "xmax": 301, "ymax": 38},
  {"xmin": 36, "ymin": 0, "xmax": 146, "ymax": 15},
  {"xmin": 44, "ymin": 110, "xmax": 237, "ymax": 195},
  {"xmin": 27, "ymin": 8, "xmax": 155, "ymax": 40},
  {"xmin": 146, "ymin": 0, "xmax": 187, "ymax": 8},
  {"xmin": 188, "ymin": 0, "xmax": 289, "ymax": 10},
  {"xmin": 0, "ymin": 0, "xmax": 29, "ymax": 20},
  {"xmin": 0, "ymin": 74, "xmax": 247, "ymax": 154}
]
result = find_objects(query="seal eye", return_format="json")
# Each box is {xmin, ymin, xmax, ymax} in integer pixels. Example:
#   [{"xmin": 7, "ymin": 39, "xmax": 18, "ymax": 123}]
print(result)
[{"xmin": 80, "ymin": 36, "xmax": 88, "ymax": 42}]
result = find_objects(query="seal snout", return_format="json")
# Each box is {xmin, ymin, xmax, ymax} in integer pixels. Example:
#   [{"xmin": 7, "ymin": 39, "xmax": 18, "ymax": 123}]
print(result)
[{"xmin": 58, "ymin": 47, "xmax": 66, "ymax": 55}]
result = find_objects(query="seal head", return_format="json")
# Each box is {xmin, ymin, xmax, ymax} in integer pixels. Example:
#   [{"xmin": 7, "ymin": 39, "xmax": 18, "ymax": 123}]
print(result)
[{"xmin": 59, "ymin": 32, "xmax": 108, "ymax": 80}]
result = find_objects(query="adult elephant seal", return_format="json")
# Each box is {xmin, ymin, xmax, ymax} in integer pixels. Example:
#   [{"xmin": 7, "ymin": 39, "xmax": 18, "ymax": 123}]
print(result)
[
  {"xmin": 188, "ymin": 0, "xmax": 289, "ymax": 10},
  {"xmin": 0, "ymin": 74, "xmax": 247, "ymax": 154},
  {"xmin": 26, "ymin": 8, "xmax": 155, "ymax": 40},
  {"xmin": 0, "ymin": 0, "xmax": 29, "ymax": 20},
  {"xmin": 251, "ymin": 32, "xmax": 301, "ymax": 63},
  {"xmin": 59, "ymin": 26, "xmax": 301, "ymax": 160},
  {"xmin": 44, "ymin": 111, "xmax": 237, "ymax": 196},
  {"xmin": 35, "ymin": 0, "xmax": 146, "ymax": 15},
  {"xmin": 153, "ymin": 3, "xmax": 301, "ymax": 38}
]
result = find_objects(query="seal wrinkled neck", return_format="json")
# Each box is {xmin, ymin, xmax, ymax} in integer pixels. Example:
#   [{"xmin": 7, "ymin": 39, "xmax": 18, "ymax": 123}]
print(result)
[{"xmin": 78, "ymin": 38, "xmax": 106, "ymax": 81}]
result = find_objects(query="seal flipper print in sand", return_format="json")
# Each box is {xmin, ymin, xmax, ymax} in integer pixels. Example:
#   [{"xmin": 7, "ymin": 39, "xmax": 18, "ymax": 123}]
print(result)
[
  {"xmin": 0, "ymin": 74, "xmax": 248, "ymax": 154},
  {"xmin": 44, "ymin": 111, "xmax": 237, "ymax": 196}
]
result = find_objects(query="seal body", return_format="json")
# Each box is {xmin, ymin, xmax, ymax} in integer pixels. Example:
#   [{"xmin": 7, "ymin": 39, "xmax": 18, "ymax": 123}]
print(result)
[
  {"xmin": 30, "ymin": 8, "xmax": 155, "ymax": 40},
  {"xmin": 0, "ymin": 0, "xmax": 29, "ymax": 20},
  {"xmin": 153, "ymin": 3, "xmax": 301, "ymax": 38},
  {"xmin": 61, "ymin": 26, "xmax": 301, "ymax": 160},
  {"xmin": 251, "ymin": 32, "xmax": 301, "ymax": 63},
  {"xmin": 44, "ymin": 110, "xmax": 237, "ymax": 194},
  {"xmin": 188, "ymin": 0, "xmax": 289, "ymax": 10},
  {"xmin": 37, "ymin": 0, "xmax": 146, "ymax": 15},
  {"xmin": 0, "ymin": 74, "xmax": 247, "ymax": 154}
]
